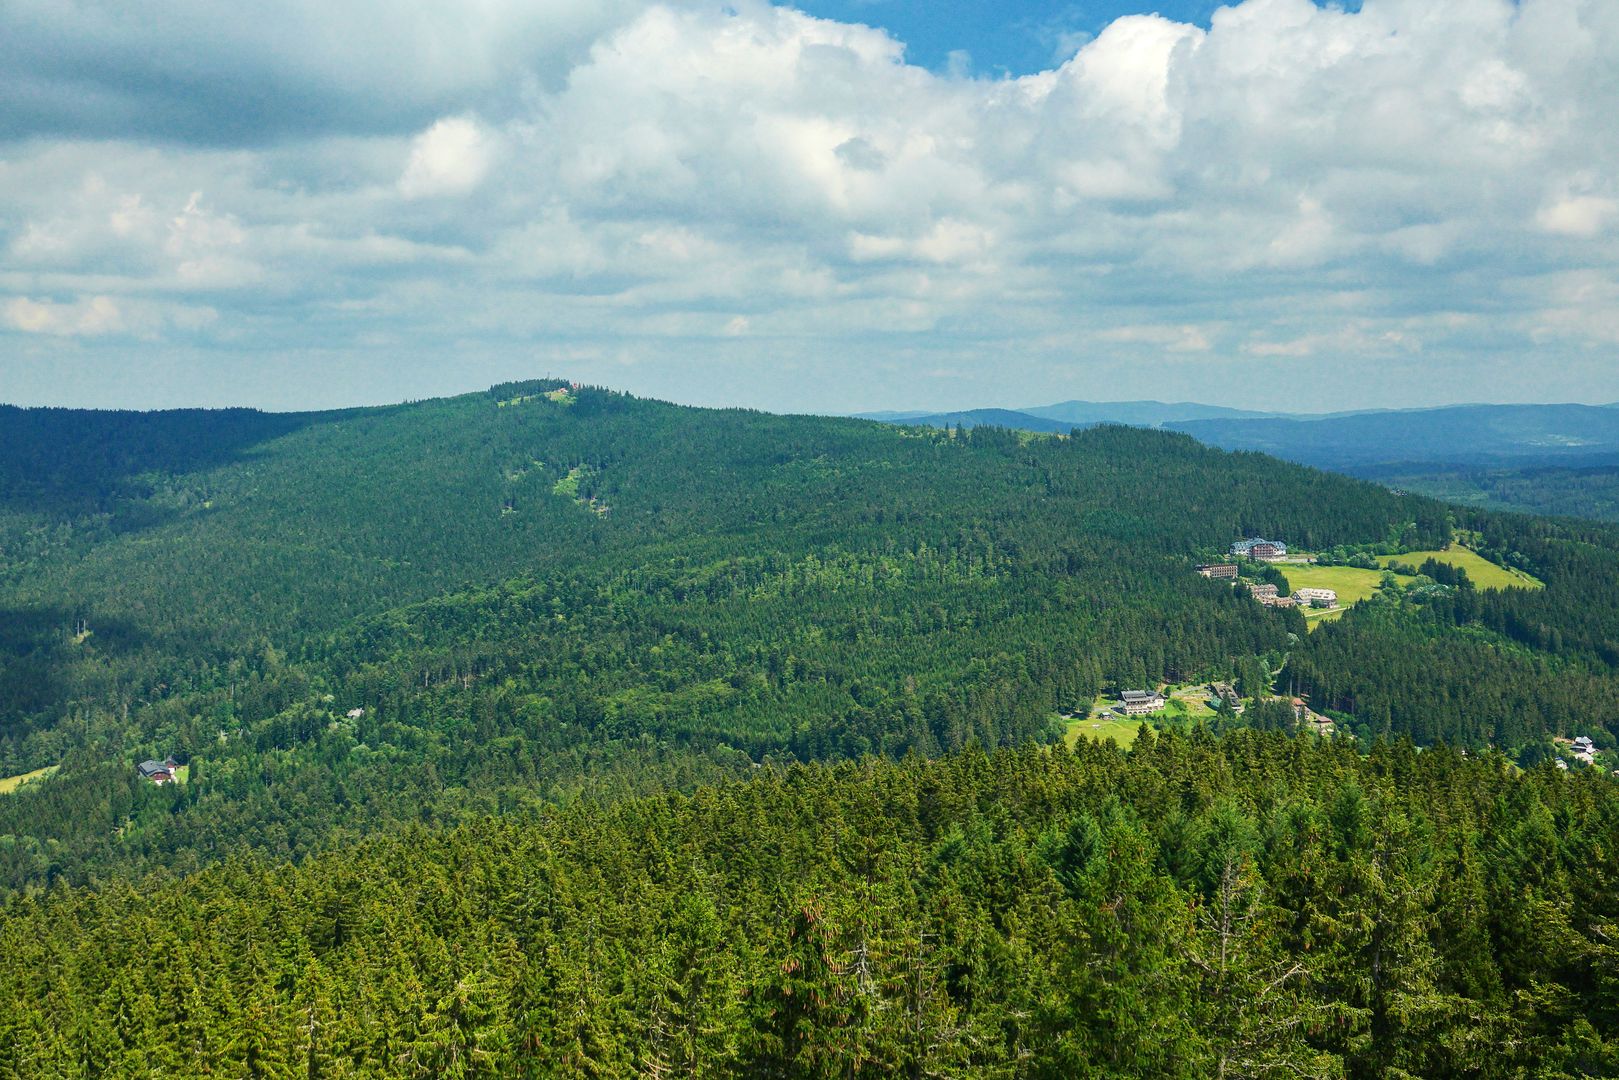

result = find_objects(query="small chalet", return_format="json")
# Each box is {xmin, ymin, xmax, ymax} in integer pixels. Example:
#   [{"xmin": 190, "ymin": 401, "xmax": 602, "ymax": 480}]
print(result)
[
  {"xmin": 1119, "ymin": 690, "xmax": 1167, "ymax": 716},
  {"xmin": 1197, "ymin": 564, "xmax": 1239, "ymax": 580},
  {"xmin": 137, "ymin": 756, "xmax": 180, "ymax": 784}
]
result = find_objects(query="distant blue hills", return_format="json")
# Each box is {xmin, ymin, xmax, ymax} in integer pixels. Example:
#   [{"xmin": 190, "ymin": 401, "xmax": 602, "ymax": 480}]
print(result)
[
  {"xmin": 854, "ymin": 400, "xmax": 1619, "ymax": 471},
  {"xmin": 1022, "ymin": 399, "xmax": 1284, "ymax": 426},
  {"xmin": 1168, "ymin": 404, "xmax": 1619, "ymax": 469},
  {"xmin": 852, "ymin": 399, "xmax": 1284, "ymax": 431}
]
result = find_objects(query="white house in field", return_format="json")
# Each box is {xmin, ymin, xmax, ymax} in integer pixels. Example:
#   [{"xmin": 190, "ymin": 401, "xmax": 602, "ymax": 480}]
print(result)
[{"xmin": 1293, "ymin": 587, "xmax": 1337, "ymax": 607}]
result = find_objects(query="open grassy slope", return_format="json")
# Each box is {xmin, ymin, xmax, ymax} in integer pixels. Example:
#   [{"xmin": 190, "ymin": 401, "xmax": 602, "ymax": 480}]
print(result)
[
  {"xmin": 1064, "ymin": 714, "xmax": 1146, "ymax": 749},
  {"xmin": 0, "ymin": 765, "xmax": 56, "ymax": 795},
  {"xmin": 1275, "ymin": 564, "xmax": 1386, "ymax": 623},
  {"xmin": 1377, "ymin": 546, "xmax": 1542, "ymax": 590}
]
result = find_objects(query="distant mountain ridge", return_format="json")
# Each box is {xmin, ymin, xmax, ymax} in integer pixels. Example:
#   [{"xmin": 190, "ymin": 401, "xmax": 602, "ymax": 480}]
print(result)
[
  {"xmin": 854, "ymin": 398, "xmax": 1619, "ymax": 523},
  {"xmin": 856, "ymin": 399, "xmax": 1619, "ymax": 466},
  {"xmin": 1167, "ymin": 403, "xmax": 1619, "ymax": 468},
  {"xmin": 1020, "ymin": 399, "xmax": 1285, "ymax": 426},
  {"xmin": 851, "ymin": 398, "xmax": 1293, "ymax": 433}
]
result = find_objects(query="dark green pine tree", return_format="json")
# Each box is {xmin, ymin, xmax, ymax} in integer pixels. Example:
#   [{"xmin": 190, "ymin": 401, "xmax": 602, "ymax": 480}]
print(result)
[
  {"xmin": 405, "ymin": 969, "xmax": 510, "ymax": 1078},
  {"xmin": 232, "ymin": 982, "xmax": 293, "ymax": 1079},
  {"xmin": 748, "ymin": 900, "xmax": 875, "ymax": 1078},
  {"xmin": 1186, "ymin": 802, "xmax": 1343, "ymax": 1079}
]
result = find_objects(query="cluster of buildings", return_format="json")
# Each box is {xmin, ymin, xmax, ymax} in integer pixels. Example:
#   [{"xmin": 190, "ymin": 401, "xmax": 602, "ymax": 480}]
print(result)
[
  {"xmin": 1240, "ymin": 581, "xmax": 1337, "ymax": 609},
  {"xmin": 1197, "ymin": 540, "xmax": 1340, "ymax": 611},
  {"xmin": 1246, "ymin": 582, "xmax": 1296, "ymax": 608},
  {"xmin": 1554, "ymin": 736, "xmax": 1608, "ymax": 772}
]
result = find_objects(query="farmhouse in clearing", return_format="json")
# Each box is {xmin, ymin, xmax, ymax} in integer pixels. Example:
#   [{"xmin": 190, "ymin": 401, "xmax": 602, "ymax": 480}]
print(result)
[
  {"xmin": 1119, "ymin": 690, "xmax": 1167, "ymax": 716},
  {"xmin": 1293, "ymin": 587, "xmax": 1337, "ymax": 607},
  {"xmin": 137, "ymin": 756, "xmax": 180, "ymax": 784}
]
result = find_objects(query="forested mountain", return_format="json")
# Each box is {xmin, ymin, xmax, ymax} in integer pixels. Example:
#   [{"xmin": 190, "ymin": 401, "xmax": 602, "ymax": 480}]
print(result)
[
  {"xmin": 1359, "ymin": 461, "xmax": 1619, "ymax": 524},
  {"xmin": 866, "ymin": 400, "xmax": 1619, "ymax": 523},
  {"xmin": 1163, "ymin": 403, "xmax": 1619, "ymax": 523},
  {"xmin": 2, "ymin": 380, "xmax": 1618, "ymax": 1073}
]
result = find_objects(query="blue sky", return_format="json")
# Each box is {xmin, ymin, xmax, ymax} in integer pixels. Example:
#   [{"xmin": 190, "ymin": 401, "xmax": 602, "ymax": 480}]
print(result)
[
  {"xmin": 1, "ymin": 0, "xmax": 1614, "ymax": 415},
  {"xmin": 794, "ymin": 1, "xmax": 1232, "ymax": 73}
]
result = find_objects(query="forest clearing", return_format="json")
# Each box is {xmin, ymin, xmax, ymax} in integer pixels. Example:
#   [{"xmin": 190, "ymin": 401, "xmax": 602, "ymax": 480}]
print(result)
[
  {"xmin": 1274, "ymin": 564, "xmax": 1384, "ymax": 624},
  {"xmin": 0, "ymin": 765, "xmax": 58, "ymax": 795},
  {"xmin": 1377, "ymin": 545, "xmax": 1542, "ymax": 589}
]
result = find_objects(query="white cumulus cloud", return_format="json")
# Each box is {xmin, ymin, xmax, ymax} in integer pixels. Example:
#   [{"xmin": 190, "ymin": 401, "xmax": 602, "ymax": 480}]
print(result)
[
  {"xmin": 399, "ymin": 117, "xmax": 498, "ymax": 199},
  {"xmin": 3, "ymin": 0, "xmax": 1619, "ymax": 413}
]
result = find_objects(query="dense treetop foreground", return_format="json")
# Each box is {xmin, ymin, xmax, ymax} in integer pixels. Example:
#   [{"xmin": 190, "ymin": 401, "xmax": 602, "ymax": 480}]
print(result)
[
  {"xmin": 2, "ymin": 381, "xmax": 1619, "ymax": 1073},
  {"xmin": 1, "ymin": 735, "xmax": 1615, "ymax": 1077}
]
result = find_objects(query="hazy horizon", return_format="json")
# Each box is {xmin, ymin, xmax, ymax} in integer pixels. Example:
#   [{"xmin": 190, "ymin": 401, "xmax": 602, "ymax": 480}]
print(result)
[{"xmin": 3, "ymin": 374, "xmax": 1617, "ymax": 419}]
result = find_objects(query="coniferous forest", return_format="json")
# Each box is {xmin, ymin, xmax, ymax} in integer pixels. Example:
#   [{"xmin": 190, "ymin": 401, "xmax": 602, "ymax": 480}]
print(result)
[{"xmin": 1, "ymin": 382, "xmax": 1617, "ymax": 1076}]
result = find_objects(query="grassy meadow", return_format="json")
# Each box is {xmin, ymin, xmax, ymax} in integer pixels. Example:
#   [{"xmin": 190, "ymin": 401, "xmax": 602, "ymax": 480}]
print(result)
[
  {"xmin": 1275, "ymin": 564, "xmax": 1386, "ymax": 624},
  {"xmin": 1065, "ymin": 714, "xmax": 1149, "ymax": 749},
  {"xmin": 1270, "ymin": 546, "xmax": 1538, "ymax": 629},
  {"xmin": 0, "ymin": 765, "xmax": 58, "ymax": 795},
  {"xmin": 1377, "ymin": 546, "xmax": 1542, "ymax": 590},
  {"xmin": 1063, "ymin": 684, "xmax": 1218, "ymax": 748}
]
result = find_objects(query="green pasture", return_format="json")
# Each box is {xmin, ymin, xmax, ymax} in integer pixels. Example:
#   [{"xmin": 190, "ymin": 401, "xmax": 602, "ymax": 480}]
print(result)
[
  {"xmin": 1063, "ymin": 683, "xmax": 1217, "ymax": 748},
  {"xmin": 1065, "ymin": 715, "xmax": 1149, "ymax": 750},
  {"xmin": 0, "ymin": 765, "xmax": 58, "ymax": 795},
  {"xmin": 1377, "ymin": 546, "xmax": 1542, "ymax": 590},
  {"xmin": 1275, "ymin": 564, "xmax": 1386, "ymax": 625}
]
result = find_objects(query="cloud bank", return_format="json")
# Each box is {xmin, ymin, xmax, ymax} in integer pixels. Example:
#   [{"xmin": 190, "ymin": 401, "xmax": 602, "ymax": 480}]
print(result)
[{"xmin": 2, "ymin": 0, "xmax": 1617, "ymax": 412}]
